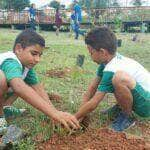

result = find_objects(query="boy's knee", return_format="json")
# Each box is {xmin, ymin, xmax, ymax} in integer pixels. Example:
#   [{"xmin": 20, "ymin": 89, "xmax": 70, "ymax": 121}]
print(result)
[
  {"xmin": 112, "ymin": 71, "xmax": 136, "ymax": 89},
  {"xmin": 112, "ymin": 71, "xmax": 126, "ymax": 85},
  {"xmin": 0, "ymin": 70, "xmax": 8, "ymax": 94}
]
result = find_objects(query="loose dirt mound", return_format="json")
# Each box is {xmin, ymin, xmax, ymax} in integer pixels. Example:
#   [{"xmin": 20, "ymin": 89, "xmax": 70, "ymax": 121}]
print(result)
[
  {"xmin": 46, "ymin": 69, "xmax": 66, "ymax": 78},
  {"xmin": 46, "ymin": 67, "xmax": 73, "ymax": 78},
  {"xmin": 48, "ymin": 93, "xmax": 62, "ymax": 102},
  {"xmin": 46, "ymin": 67, "xmax": 90, "ymax": 78},
  {"xmin": 37, "ymin": 128, "xmax": 149, "ymax": 150}
]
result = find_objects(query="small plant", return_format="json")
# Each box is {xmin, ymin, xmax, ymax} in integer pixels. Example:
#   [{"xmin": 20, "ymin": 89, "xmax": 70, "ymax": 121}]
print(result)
[{"xmin": 114, "ymin": 16, "xmax": 122, "ymax": 32}]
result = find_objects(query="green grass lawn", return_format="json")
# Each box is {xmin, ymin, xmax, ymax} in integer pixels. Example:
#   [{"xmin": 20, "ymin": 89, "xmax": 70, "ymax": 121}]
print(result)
[{"xmin": 0, "ymin": 28, "xmax": 150, "ymax": 149}]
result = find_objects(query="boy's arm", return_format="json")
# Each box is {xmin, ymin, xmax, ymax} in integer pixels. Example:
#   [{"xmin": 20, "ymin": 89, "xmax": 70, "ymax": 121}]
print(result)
[
  {"xmin": 75, "ymin": 91, "xmax": 105, "ymax": 120},
  {"xmin": 9, "ymin": 78, "xmax": 80, "ymax": 130},
  {"xmin": 81, "ymin": 77, "xmax": 101, "ymax": 106},
  {"xmin": 31, "ymin": 83, "xmax": 53, "ymax": 105}
]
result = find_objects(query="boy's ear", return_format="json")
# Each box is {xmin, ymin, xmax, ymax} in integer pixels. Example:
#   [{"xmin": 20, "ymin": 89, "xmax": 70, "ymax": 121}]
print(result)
[
  {"xmin": 99, "ymin": 48, "xmax": 105, "ymax": 54},
  {"xmin": 100, "ymin": 48, "xmax": 108, "ymax": 55},
  {"xmin": 14, "ymin": 44, "xmax": 23, "ymax": 54},
  {"xmin": 100, "ymin": 48, "xmax": 109, "ymax": 57}
]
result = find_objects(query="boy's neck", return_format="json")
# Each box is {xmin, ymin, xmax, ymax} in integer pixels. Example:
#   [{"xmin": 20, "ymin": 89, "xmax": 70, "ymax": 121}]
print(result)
[
  {"xmin": 14, "ymin": 52, "xmax": 19, "ymax": 59},
  {"xmin": 104, "ymin": 53, "xmax": 116, "ymax": 64}
]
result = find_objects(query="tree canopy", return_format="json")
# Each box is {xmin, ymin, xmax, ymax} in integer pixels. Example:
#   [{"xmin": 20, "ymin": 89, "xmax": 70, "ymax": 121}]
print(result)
[
  {"xmin": 131, "ymin": 0, "xmax": 143, "ymax": 6},
  {"xmin": 0, "ymin": 0, "xmax": 30, "ymax": 10},
  {"xmin": 110, "ymin": 0, "xmax": 120, "ymax": 7},
  {"xmin": 49, "ymin": 0, "xmax": 60, "ymax": 9},
  {"xmin": 78, "ymin": 0, "xmax": 120, "ymax": 9}
]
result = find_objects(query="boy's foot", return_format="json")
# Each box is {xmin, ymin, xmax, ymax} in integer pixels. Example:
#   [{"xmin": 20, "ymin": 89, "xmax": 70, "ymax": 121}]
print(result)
[
  {"xmin": 3, "ymin": 106, "xmax": 26, "ymax": 119},
  {"xmin": 2, "ymin": 125, "xmax": 27, "ymax": 145},
  {"xmin": 100, "ymin": 104, "xmax": 122, "ymax": 119},
  {"xmin": 111, "ymin": 112, "xmax": 135, "ymax": 132},
  {"xmin": 0, "ymin": 117, "xmax": 7, "ymax": 135}
]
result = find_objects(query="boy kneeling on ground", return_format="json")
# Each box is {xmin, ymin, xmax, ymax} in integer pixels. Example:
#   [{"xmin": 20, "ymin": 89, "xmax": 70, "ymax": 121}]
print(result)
[
  {"xmin": 0, "ymin": 29, "xmax": 80, "ymax": 134},
  {"xmin": 75, "ymin": 27, "xmax": 150, "ymax": 131}
]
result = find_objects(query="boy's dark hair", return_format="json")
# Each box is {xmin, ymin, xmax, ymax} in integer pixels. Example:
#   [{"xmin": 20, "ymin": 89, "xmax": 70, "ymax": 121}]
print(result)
[
  {"xmin": 85, "ymin": 27, "xmax": 117, "ymax": 54},
  {"xmin": 13, "ymin": 29, "xmax": 45, "ymax": 52},
  {"xmin": 31, "ymin": 3, "xmax": 35, "ymax": 8}
]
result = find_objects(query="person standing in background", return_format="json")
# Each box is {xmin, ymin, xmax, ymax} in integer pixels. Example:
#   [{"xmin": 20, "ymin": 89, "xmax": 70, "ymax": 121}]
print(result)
[
  {"xmin": 73, "ymin": 0, "xmax": 82, "ymax": 39},
  {"xmin": 55, "ymin": 8, "xmax": 62, "ymax": 36},
  {"xmin": 29, "ymin": 3, "xmax": 36, "ymax": 30}
]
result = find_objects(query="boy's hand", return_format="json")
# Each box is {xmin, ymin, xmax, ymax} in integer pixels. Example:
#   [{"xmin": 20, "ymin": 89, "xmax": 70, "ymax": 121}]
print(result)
[
  {"xmin": 53, "ymin": 111, "xmax": 80, "ymax": 131},
  {"xmin": 79, "ymin": 115, "xmax": 90, "ymax": 130}
]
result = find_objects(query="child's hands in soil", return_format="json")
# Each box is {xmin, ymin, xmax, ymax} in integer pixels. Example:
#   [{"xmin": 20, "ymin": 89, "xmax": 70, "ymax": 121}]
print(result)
[
  {"xmin": 52, "ymin": 111, "xmax": 80, "ymax": 131},
  {"xmin": 68, "ymin": 115, "xmax": 91, "ymax": 135},
  {"xmin": 79, "ymin": 115, "xmax": 91, "ymax": 130}
]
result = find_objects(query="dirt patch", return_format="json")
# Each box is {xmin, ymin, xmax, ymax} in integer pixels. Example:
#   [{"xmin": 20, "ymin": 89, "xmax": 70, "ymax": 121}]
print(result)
[
  {"xmin": 80, "ymin": 115, "xmax": 91, "ymax": 130},
  {"xmin": 44, "ymin": 46, "xmax": 50, "ymax": 49},
  {"xmin": 46, "ymin": 67, "xmax": 74, "ymax": 78},
  {"xmin": 48, "ymin": 93, "xmax": 62, "ymax": 103},
  {"xmin": 137, "ymin": 121, "xmax": 150, "ymax": 137},
  {"xmin": 46, "ymin": 69, "xmax": 66, "ymax": 78},
  {"xmin": 37, "ymin": 128, "xmax": 149, "ymax": 150},
  {"xmin": 33, "ymin": 133, "xmax": 45, "ymax": 143},
  {"xmin": 46, "ymin": 67, "xmax": 92, "ymax": 78},
  {"xmin": 128, "ymin": 121, "xmax": 150, "ymax": 143}
]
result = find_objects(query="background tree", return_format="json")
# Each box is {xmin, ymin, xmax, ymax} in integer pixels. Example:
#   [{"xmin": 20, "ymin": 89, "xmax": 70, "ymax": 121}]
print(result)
[
  {"xmin": 60, "ymin": 4, "xmax": 66, "ymax": 9},
  {"xmin": 84, "ymin": 0, "xmax": 93, "ymax": 23},
  {"xmin": 78, "ymin": 0, "xmax": 85, "ymax": 7},
  {"xmin": 85, "ymin": 0, "xmax": 93, "ymax": 8},
  {"xmin": 0, "ymin": 1, "xmax": 6, "ymax": 9},
  {"xmin": 0, "ymin": 0, "xmax": 30, "ymax": 10},
  {"xmin": 93, "ymin": 0, "xmax": 109, "ymax": 8},
  {"xmin": 110, "ymin": 0, "xmax": 120, "ymax": 7},
  {"xmin": 131, "ymin": 0, "xmax": 144, "ymax": 6},
  {"xmin": 49, "ymin": 0, "xmax": 60, "ymax": 9},
  {"xmin": 78, "ymin": 0, "xmax": 93, "ymax": 8}
]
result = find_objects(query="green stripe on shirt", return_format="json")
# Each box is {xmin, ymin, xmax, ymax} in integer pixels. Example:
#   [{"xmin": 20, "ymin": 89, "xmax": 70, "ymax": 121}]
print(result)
[
  {"xmin": 24, "ymin": 69, "xmax": 39, "ymax": 85},
  {"xmin": 96, "ymin": 63, "xmax": 105, "ymax": 78},
  {"xmin": 98, "ymin": 71, "xmax": 114, "ymax": 93},
  {"xmin": 0, "ymin": 58, "xmax": 39, "ymax": 85},
  {"xmin": 0, "ymin": 58, "xmax": 22, "ymax": 82}
]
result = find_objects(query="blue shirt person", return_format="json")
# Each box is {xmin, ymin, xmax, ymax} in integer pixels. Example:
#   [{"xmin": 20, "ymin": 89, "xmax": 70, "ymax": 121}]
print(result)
[
  {"xmin": 29, "ymin": 3, "xmax": 36, "ymax": 30},
  {"xmin": 72, "ymin": 0, "xmax": 83, "ymax": 39},
  {"xmin": 74, "ymin": 2, "xmax": 82, "ymax": 23}
]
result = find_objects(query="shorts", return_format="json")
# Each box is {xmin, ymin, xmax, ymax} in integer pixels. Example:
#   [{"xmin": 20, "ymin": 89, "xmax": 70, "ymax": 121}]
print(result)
[{"xmin": 131, "ymin": 83, "xmax": 150, "ymax": 117}]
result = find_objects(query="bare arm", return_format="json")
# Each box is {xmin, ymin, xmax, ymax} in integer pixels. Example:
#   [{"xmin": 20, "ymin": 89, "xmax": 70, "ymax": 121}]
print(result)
[
  {"xmin": 31, "ymin": 83, "xmax": 53, "ymax": 105},
  {"xmin": 75, "ymin": 91, "xmax": 105, "ymax": 120},
  {"xmin": 81, "ymin": 77, "xmax": 101, "ymax": 105},
  {"xmin": 10, "ymin": 78, "xmax": 80, "ymax": 130},
  {"xmin": 10, "ymin": 78, "xmax": 58, "ymax": 117}
]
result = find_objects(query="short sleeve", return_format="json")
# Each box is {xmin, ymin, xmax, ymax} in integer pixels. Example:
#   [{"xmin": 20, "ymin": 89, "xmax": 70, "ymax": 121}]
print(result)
[
  {"xmin": 24, "ymin": 69, "xmax": 39, "ymax": 85},
  {"xmin": 96, "ymin": 64, "xmax": 105, "ymax": 78},
  {"xmin": 0, "ymin": 58, "xmax": 22, "ymax": 82},
  {"xmin": 98, "ymin": 71, "xmax": 114, "ymax": 93}
]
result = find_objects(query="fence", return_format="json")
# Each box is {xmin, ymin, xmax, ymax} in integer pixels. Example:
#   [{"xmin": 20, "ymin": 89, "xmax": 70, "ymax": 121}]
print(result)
[{"xmin": 0, "ymin": 6, "xmax": 150, "ymax": 25}]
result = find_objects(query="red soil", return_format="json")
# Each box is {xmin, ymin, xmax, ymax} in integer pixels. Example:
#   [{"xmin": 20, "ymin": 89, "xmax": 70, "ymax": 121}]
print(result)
[
  {"xmin": 46, "ymin": 67, "xmax": 90, "ymax": 78},
  {"xmin": 46, "ymin": 69, "xmax": 66, "ymax": 78},
  {"xmin": 37, "ymin": 128, "xmax": 150, "ymax": 150},
  {"xmin": 48, "ymin": 93, "xmax": 62, "ymax": 102}
]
